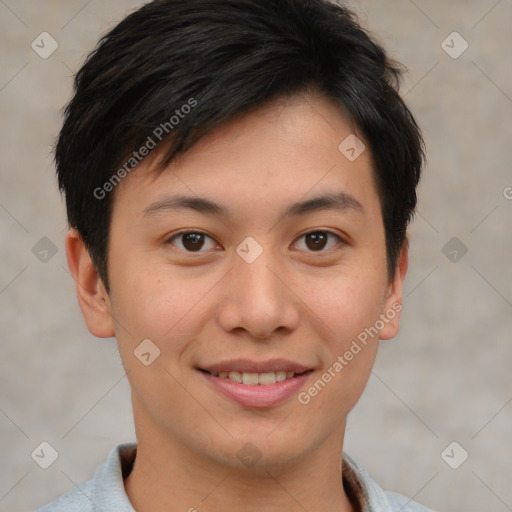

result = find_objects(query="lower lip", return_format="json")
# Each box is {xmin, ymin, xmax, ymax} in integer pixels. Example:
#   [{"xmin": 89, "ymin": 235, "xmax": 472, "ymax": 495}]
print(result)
[{"xmin": 199, "ymin": 370, "xmax": 312, "ymax": 408}]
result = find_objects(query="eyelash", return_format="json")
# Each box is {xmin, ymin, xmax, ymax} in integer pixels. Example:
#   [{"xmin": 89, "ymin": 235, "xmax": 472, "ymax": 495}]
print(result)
[{"xmin": 165, "ymin": 229, "xmax": 345, "ymax": 254}]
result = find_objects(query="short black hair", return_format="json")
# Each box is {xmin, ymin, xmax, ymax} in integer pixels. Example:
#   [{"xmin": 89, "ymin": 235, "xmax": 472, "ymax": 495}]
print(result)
[{"xmin": 55, "ymin": 0, "xmax": 425, "ymax": 293}]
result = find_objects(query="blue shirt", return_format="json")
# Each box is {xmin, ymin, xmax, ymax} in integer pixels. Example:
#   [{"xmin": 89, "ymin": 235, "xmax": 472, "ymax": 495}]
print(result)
[{"xmin": 35, "ymin": 443, "xmax": 436, "ymax": 511}]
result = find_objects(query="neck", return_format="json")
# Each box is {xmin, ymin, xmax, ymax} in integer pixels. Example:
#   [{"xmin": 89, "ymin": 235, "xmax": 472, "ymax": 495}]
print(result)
[{"xmin": 124, "ymin": 400, "xmax": 357, "ymax": 512}]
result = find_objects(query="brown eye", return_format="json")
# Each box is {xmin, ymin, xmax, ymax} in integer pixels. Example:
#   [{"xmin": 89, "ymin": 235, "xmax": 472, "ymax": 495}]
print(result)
[
  {"xmin": 167, "ymin": 231, "xmax": 218, "ymax": 252},
  {"xmin": 294, "ymin": 230, "xmax": 343, "ymax": 252}
]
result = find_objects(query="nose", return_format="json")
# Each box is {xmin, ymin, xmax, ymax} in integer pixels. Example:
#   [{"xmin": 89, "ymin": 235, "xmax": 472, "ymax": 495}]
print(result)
[{"xmin": 216, "ymin": 244, "xmax": 300, "ymax": 340}]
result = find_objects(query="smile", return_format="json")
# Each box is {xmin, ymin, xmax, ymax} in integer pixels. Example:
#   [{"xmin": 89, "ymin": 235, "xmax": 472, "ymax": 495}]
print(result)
[
  {"xmin": 199, "ymin": 369, "xmax": 312, "ymax": 385},
  {"xmin": 197, "ymin": 367, "xmax": 314, "ymax": 408}
]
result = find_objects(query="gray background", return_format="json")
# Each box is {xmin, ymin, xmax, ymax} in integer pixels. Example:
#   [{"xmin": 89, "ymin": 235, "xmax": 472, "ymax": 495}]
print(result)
[{"xmin": 1, "ymin": 1, "xmax": 511, "ymax": 511}]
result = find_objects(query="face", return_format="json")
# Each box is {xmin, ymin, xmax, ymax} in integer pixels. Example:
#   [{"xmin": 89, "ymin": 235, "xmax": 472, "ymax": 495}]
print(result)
[{"xmin": 73, "ymin": 92, "xmax": 406, "ymax": 469}]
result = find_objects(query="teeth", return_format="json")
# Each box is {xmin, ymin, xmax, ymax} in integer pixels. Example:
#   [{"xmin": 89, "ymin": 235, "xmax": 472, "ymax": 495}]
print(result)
[
  {"xmin": 212, "ymin": 370, "xmax": 298, "ymax": 385},
  {"xmin": 228, "ymin": 371, "xmax": 242, "ymax": 383},
  {"xmin": 258, "ymin": 372, "xmax": 277, "ymax": 385},
  {"xmin": 242, "ymin": 372, "xmax": 259, "ymax": 385}
]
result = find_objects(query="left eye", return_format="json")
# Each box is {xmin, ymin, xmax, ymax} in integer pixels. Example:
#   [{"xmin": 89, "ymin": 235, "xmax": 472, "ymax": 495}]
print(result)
[
  {"xmin": 293, "ymin": 230, "xmax": 343, "ymax": 252},
  {"xmin": 167, "ymin": 230, "xmax": 343, "ymax": 253}
]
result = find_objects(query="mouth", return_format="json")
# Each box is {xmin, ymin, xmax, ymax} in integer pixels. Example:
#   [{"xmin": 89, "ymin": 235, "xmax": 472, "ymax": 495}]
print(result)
[
  {"xmin": 197, "ymin": 368, "xmax": 314, "ymax": 385},
  {"xmin": 196, "ymin": 363, "xmax": 315, "ymax": 408}
]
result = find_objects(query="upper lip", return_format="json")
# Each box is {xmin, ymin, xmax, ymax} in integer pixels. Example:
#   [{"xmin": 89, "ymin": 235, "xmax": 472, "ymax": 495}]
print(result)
[{"xmin": 198, "ymin": 358, "xmax": 313, "ymax": 374}]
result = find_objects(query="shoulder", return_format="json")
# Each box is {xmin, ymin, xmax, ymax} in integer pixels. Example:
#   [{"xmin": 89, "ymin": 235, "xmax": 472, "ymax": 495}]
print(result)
[
  {"xmin": 383, "ymin": 490, "xmax": 438, "ymax": 511},
  {"xmin": 34, "ymin": 480, "xmax": 96, "ymax": 512},
  {"xmin": 34, "ymin": 443, "xmax": 136, "ymax": 512}
]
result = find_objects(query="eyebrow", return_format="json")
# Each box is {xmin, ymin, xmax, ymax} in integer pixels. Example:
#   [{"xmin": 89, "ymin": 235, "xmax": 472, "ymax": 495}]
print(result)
[{"xmin": 142, "ymin": 191, "xmax": 364, "ymax": 221}]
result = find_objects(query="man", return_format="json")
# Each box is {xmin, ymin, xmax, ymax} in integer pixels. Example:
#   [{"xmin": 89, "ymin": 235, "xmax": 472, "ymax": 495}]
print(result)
[{"xmin": 37, "ymin": 0, "xmax": 435, "ymax": 510}]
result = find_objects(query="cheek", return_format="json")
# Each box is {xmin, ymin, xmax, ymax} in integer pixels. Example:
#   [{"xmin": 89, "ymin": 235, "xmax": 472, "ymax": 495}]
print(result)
[
  {"xmin": 108, "ymin": 252, "xmax": 220, "ymax": 359},
  {"xmin": 109, "ymin": 247, "xmax": 169, "ymax": 331},
  {"xmin": 295, "ymin": 267, "xmax": 385, "ymax": 393},
  {"xmin": 107, "ymin": 260, "xmax": 214, "ymax": 418},
  {"xmin": 295, "ymin": 277, "xmax": 383, "ymax": 421},
  {"xmin": 300, "ymin": 266, "xmax": 387, "ymax": 342}
]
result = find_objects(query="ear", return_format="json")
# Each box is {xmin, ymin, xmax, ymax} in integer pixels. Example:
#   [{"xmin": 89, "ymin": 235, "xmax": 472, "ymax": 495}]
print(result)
[
  {"xmin": 65, "ymin": 228, "xmax": 115, "ymax": 338},
  {"xmin": 378, "ymin": 240, "xmax": 408, "ymax": 340}
]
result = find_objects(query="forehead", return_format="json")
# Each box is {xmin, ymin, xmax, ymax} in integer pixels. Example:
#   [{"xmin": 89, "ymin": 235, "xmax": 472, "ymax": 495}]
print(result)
[{"xmin": 112, "ymin": 93, "xmax": 380, "ymax": 220}]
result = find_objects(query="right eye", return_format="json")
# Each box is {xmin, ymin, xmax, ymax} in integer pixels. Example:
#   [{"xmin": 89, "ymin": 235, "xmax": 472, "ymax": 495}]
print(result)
[{"xmin": 165, "ymin": 230, "xmax": 221, "ymax": 253}]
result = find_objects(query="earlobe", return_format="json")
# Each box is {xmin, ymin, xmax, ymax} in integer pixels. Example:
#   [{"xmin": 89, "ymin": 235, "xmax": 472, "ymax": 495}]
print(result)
[
  {"xmin": 65, "ymin": 228, "xmax": 115, "ymax": 338},
  {"xmin": 379, "ymin": 241, "xmax": 409, "ymax": 340}
]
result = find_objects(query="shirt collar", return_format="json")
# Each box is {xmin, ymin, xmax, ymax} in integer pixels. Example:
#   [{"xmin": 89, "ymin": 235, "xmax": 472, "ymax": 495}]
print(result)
[
  {"xmin": 342, "ymin": 451, "xmax": 395, "ymax": 512},
  {"xmin": 92, "ymin": 443, "xmax": 136, "ymax": 511}
]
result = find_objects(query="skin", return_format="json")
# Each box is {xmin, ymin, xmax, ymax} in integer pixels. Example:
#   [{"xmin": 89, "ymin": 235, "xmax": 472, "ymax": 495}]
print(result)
[{"xmin": 66, "ymin": 92, "xmax": 408, "ymax": 512}]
